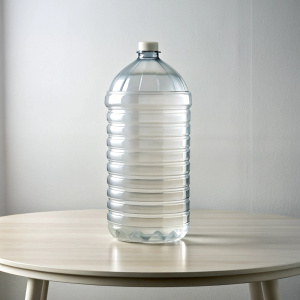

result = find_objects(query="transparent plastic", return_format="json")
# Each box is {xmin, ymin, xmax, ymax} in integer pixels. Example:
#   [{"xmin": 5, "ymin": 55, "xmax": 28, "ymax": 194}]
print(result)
[{"xmin": 105, "ymin": 49, "xmax": 191, "ymax": 243}]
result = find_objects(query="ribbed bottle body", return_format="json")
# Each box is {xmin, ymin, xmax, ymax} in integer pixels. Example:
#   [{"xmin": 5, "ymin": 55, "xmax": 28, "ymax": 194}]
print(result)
[{"xmin": 106, "ymin": 92, "xmax": 191, "ymax": 243}]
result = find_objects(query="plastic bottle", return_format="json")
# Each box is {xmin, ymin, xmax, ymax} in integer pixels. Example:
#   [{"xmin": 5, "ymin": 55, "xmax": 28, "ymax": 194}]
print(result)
[{"xmin": 105, "ymin": 42, "xmax": 191, "ymax": 243}]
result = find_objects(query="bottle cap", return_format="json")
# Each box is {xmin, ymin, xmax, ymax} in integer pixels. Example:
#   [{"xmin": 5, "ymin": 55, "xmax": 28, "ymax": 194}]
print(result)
[{"xmin": 138, "ymin": 41, "xmax": 159, "ymax": 52}]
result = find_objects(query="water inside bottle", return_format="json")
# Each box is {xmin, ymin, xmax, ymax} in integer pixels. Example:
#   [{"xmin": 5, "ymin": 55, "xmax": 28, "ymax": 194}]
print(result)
[{"xmin": 106, "ymin": 42, "xmax": 191, "ymax": 243}]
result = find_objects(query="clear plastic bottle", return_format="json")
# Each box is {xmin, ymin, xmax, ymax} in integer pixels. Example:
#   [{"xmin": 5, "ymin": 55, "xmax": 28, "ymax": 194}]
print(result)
[{"xmin": 105, "ymin": 42, "xmax": 191, "ymax": 243}]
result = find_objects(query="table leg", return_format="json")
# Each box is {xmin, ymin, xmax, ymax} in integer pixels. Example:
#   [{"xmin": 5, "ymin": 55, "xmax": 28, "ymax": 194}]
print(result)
[
  {"xmin": 25, "ymin": 278, "xmax": 43, "ymax": 300},
  {"xmin": 40, "ymin": 281, "xmax": 49, "ymax": 300},
  {"xmin": 262, "ymin": 280, "xmax": 281, "ymax": 300},
  {"xmin": 249, "ymin": 282, "xmax": 264, "ymax": 300}
]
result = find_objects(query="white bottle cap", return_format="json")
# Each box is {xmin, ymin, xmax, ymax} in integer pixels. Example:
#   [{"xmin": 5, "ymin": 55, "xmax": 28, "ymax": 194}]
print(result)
[{"xmin": 138, "ymin": 41, "xmax": 159, "ymax": 52}]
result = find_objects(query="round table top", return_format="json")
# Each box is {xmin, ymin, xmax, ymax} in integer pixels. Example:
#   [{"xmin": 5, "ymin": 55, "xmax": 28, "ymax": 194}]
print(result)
[{"xmin": 1, "ymin": 209, "xmax": 300, "ymax": 287}]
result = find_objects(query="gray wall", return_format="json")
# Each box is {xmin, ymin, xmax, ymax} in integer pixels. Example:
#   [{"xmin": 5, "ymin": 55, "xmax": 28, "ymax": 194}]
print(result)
[
  {"xmin": 0, "ymin": 0, "xmax": 5, "ymax": 216},
  {"xmin": 0, "ymin": 0, "xmax": 7, "ymax": 292},
  {"xmin": 1, "ymin": 0, "xmax": 300, "ymax": 299}
]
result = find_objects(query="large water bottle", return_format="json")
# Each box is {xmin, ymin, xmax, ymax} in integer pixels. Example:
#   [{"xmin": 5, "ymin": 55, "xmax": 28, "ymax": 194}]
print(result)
[{"xmin": 105, "ymin": 42, "xmax": 191, "ymax": 243}]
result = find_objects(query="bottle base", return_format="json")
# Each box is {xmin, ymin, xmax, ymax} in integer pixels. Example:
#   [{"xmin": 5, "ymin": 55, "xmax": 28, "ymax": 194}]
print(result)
[{"xmin": 108, "ymin": 222, "xmax": 189, "ymax": 244}]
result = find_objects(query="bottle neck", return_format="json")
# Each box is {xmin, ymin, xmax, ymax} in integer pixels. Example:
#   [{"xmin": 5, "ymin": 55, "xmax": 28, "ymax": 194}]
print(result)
[{"xmin": 137, "ymin": 51, "xmax": 159, "ymax": 59}]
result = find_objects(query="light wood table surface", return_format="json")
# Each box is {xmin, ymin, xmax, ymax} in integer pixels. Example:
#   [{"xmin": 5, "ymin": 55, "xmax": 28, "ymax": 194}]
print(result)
[{"xmin": 1, "ymin": 209, "xmax": 300, "ymax": 300}]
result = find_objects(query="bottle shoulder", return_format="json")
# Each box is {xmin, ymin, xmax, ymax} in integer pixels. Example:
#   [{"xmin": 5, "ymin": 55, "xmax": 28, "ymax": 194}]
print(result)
[{"xmin": 108, "ymin": 58, "xmax": 188, "ymax": 92}]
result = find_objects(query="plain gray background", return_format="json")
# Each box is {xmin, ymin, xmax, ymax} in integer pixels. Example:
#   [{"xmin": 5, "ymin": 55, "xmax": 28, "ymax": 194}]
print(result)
[{"xmin": 0, "ymin": 0, "xmax": 300, "ymax": 299}]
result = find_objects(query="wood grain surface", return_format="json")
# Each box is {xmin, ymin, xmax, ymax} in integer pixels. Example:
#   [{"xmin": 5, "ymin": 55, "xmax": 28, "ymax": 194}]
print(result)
[{"xmin": 0, "ymin": 209, "xmax": 300, "ymax": 280}]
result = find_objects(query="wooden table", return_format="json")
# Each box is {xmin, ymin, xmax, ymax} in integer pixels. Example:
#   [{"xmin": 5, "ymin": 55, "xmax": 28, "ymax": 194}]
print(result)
[{"xmin": 1, "ymin": 210, "xmax": 300, "ymax": 300}]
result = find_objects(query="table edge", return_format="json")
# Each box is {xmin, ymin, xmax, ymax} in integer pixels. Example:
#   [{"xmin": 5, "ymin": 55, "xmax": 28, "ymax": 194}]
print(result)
[
  {"xmin": 1, "ymin": 257, "xmax": 300, "ymax": 279},
  {"xmin": 1, "ymin": 263, "xmax": 300, "ymax": 287}
]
